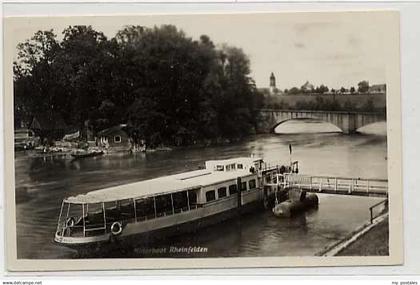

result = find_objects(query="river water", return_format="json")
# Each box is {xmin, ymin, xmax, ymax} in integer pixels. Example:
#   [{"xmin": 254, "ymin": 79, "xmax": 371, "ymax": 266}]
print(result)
[{"xmin": 14, "ymin": 121, "xmax": 388, "ymax": 258}]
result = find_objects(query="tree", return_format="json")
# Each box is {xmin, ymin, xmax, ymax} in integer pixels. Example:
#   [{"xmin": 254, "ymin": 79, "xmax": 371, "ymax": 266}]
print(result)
[
  {"xmin": 315, "ymin": 84, "xmax": 328, "ymax": 94},
  {"xmin": 13, "ymin": 30, "xmax": 62, "ymax": 128},
  {"xmin": 13, "ymin": 25, "xmax": 262, "ymax": 145},
  {"xmin": 358, "ymin": 80, "xmax": 369, "ymax": 93},
  {"xmin": 288, "ymin": 87, "xmax": 300, "ymax": 94},
  {"xmin": 350, "ymin": 86, "xmax": 356, "ymax": 94}
]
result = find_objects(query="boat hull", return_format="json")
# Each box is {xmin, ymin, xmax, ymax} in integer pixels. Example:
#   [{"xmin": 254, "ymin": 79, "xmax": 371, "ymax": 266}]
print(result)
[{"xmin": 55, "ymin": 195, "xmax": 265, "ymax": 256}]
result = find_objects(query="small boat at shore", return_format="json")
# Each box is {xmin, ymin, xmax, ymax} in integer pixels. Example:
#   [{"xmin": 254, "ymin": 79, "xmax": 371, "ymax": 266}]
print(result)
[
  {"xmin": 71, "ymin": 149, "xmax": 104, "ymax": 159},
  {"xmin": 54, "ymin": 156, "xmax": 298, "ymax": 253}
]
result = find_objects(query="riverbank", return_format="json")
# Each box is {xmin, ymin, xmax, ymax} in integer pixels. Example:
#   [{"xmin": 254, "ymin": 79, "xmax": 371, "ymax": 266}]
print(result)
[
  {"xmin": 317, "ymin": 213, "xmax": 389, "ymax": 256},
  {"xmin": 337, "ymin": 217, "xmax": 389, "ymax": 256}
]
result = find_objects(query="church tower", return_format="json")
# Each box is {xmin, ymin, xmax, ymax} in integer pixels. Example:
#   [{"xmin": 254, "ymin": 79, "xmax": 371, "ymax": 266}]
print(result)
[{"xmin": 269, "ymin": 72, "xmax": 276, "ymax": 93}]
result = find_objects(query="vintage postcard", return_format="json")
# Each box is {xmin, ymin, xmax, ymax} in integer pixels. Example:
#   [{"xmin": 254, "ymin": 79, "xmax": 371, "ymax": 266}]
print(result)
[{"xmin": 3, "ymin": 11, "xmax": 402, "ymax": 271}]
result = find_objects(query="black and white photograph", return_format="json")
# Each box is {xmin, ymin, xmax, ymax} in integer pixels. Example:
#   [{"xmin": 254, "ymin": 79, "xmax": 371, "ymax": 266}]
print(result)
[{"xmin": 3, "ymin": 11, "xmax": 402, "ymax": 270}]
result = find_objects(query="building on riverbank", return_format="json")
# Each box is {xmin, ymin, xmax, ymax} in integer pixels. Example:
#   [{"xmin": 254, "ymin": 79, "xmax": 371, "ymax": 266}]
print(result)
[
  {"xmin": 29, "ymin": 113, "xmax": 68, "ymax": 141},
  {"xmin": 97, "ymin": 124, "xmax": 132, "ymax": 153}
]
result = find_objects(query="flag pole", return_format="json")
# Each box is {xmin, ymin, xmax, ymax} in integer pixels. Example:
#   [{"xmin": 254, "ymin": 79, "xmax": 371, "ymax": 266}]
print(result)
[{"xmin": 289, "ymin": 144, "xmax": 292, "ymax": 171}]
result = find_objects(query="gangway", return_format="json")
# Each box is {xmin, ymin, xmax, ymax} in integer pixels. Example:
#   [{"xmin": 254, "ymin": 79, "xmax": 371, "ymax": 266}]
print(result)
[{"xmin": 281, "ymin": 173, "xmax": 388, "ymax": 197}]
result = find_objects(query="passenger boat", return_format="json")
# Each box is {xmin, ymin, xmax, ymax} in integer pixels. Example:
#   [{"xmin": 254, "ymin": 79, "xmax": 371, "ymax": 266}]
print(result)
[{"xmin": 54, "ymin": 156, "xmax": 298, "ymax": 252}]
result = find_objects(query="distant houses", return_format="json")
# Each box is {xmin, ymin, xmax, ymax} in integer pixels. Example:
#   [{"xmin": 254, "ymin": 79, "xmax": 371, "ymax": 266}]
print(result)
[
  {"xmin": 300, "ymin": 81, "xmax": 315, "ymax": 93},
  {"xmin": 369, "ymin": 84, "xmax": 386, "ymax": 93},
  {"xmin": 258, "ymin": 73, "xmax": 386, "ymax": 96}
]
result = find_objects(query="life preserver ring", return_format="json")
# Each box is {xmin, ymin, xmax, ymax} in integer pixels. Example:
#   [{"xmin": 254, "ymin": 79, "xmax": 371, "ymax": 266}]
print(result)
[
  {"xmin": 66, "ymin": 217, "xmax": 75, "ymax": 228},
  {"xmin": 110, "ymin": 221, "xmax": 123, "ymax": 236}
]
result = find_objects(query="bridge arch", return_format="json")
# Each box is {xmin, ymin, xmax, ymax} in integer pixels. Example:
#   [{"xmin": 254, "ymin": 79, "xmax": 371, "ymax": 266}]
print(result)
[
  {"xmin": 257, "ymin": 109, "xmax": 387, "ymax": 135},
  {"xmin": 272, "ymin": 118, "xmax": 343, "ymax": 133}
]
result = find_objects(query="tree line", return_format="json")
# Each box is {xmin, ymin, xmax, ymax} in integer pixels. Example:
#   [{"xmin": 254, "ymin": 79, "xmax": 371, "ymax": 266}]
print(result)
[
  {"xmin": 262, "ymin": 96, "xmax": 381, "ymax": 113},
  {"xmin": 13, "ymin": 25, "xmax": 264, "ymax": 146}
]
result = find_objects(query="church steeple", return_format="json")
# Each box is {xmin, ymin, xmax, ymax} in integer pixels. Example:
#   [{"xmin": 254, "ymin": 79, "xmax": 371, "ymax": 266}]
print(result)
[
  {"xmin": 270, "ymin": 72, "xmax": 276, "ymax": 88},
  {"xmin": 269, "ymin": 72, "xmax": 276, "ymax": 94}
]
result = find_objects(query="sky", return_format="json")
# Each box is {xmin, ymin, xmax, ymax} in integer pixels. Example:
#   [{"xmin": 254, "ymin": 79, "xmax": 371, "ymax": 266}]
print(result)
[{"xmin": 9, "ymin": 12, "xmax": 390, "ymax": 90}]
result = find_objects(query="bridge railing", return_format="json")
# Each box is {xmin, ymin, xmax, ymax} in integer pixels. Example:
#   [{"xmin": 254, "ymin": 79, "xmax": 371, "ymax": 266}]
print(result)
[{"xmin": 283, "ymin": 174, "xmax": 388, "ymax": 195}]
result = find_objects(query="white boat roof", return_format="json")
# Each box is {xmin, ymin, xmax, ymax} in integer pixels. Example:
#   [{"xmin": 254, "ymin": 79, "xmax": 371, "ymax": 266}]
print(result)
[
  {"xmin": 205, "ymin": 156, "xmax": 262, "ymax": 165},
  {"xmin": 65, "ymin": 157, "xmax": 260, "ymax": 204}
]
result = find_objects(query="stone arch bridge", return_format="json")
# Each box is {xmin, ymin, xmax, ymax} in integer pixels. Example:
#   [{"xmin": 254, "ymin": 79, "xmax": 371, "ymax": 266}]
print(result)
[{"xmin": 256, "ymin": 109, "xmax": 386, "ymax": 134}]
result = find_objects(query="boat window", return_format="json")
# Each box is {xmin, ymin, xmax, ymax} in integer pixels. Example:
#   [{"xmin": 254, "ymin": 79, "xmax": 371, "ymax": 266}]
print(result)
[
  {"xmin": 172, "ymin": 191, "xmax": 188, "ymax": 212},
  {"xmin": 229, "ymin": 184, "xmax": 238, "ymax": 195},
  {"xmin": 68, "ymin": 203, "xmax": 84, "ymax": 220},
  {"xmin": 135, "ymin": 198, "xmax": 155, "ymax": 220},
  {"xmin": 241, "ymin": 181, "xmax": 247, "ymax": 191},
  {"xmin": 188, "ymin": 189, "xmax": 198, "ymax": 206},
  {"xmin": 206, "ymin": 190, "xmax": 216, "ymax": 202},
  {"xmin": 155, "ymin": 194, "xmax": 173, "ymax": 216},
  {"xmin": 237, "ymin": 164, "xmax": 243, "ymax": 169},
  {"xmin": 216, "ymin": 165, "xmax": 224, "ymax": 171},
  {"xmin": 248, "ymin": 179, "xmax": 256, "ymax": 189},
  {"xmin": 102, "ymin": 200, "xmax": 129, "ymax": 223},
  {"xmin": 114, "ymin": 135, "xmax": 121, "ymax": 143},
  {"xmin": 217, "ymin": 187, "xmax": 227, "ymax": 198},
  {"xmin": 85, "ymin": 203, "xmax": 104, "ymax": 228},
  {"xmin": 118, "ymin": 199, "xmax": 135, "ymax": 219},
  {"xmin": 58, "ymin": 203, "xmax": 71, "ymax": 229},
  {"xmin": 226, "ymin": 165, "xmax": 231, "ymax": 171},
  {"xmin": 230, "ymin": 164, "xmax": 236, "ymax": 170},
  {"xmin": 60, "ymin": 203, "xmax": 84, "ymax": 231}
]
